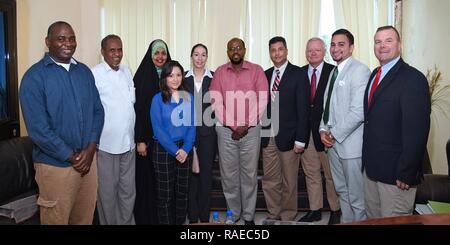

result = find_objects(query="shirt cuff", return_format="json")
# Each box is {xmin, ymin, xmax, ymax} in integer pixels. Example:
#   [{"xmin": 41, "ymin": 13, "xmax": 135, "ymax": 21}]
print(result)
[{"xmin": 295, "ymin": 141, "xmax": 305, "ymax": 148}]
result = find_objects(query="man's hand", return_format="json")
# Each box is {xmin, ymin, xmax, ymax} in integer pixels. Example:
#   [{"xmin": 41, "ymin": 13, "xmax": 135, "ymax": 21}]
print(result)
[
  {"xmin": 293, "ymin": 145, "xmax": 304, "ymax": 154},
  {"xmin": 71, "ymin": 142, "xmax": 97, "ymax": 176},
  {"xmin": 137, "ymin": 142, "xmax": 147, "ymax": 157},
  {"xmin": 320, "ymin": 131, "xmax": 335, "ymax": 148},
  {"xmin": 396, "ymin": 180, "xmax": 410, "ymax": 190},
  {"xmin": 232, "ymin": 126, "xmax": 249, "ymax": 141},
  {"xmin": 176, "ymin": 149, "xmax": 188, "ymax": 163}
]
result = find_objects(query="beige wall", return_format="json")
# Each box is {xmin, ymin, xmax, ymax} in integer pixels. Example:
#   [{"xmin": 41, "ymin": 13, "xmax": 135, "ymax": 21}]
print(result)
[
  {"xmin": 403, "ymin": 0, "xmax": 450, "ymax": 174},
  {"xmin": 17, "ymin": 0, "xmax": 101, "ymax": 135},
  {"xmin": 15, "ymin": 0, "xmax": 450, "ymax": 174}
]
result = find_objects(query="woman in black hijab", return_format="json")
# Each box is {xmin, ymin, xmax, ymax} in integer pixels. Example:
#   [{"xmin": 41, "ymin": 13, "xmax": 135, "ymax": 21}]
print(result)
[{"xmin": 133, "ymin": 39, "xmax": 171, "ymax": 225}]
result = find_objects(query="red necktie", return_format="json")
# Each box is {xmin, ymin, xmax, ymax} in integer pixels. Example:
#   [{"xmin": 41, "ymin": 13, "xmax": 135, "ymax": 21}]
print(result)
[
  {"xmin": 271, "ymin": 69, "xmax": 280, "ymax": 101},
  {"xmin": 368, "ymin": 66, "xmax": 382, "ymax": 107},
  {"xmin": 310, "ymin": 68, "xmax": 317, "ymax": 103}
]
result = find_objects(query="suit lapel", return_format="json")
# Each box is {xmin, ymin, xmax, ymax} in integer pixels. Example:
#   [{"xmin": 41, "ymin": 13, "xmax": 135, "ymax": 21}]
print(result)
[
  {"xmin": 338, "ymin": 57, "xmax": 353, "ymax": 81},
  {"xmin": 266, "ymin": 67, "xmax": 274, "ymax": 87},
  {"xmin": 184, "ymin": 76, "xmax": 194, "ymax": 94},
  {"xmin": 368, "ymin": 59, "xmax": 404, "ymax": 111},
  {"xmin": 202, "ymin": 77, "xmax": 211, "ymax": 95},
  {"xmin": 278, "ymin": 63, "xmax": 292, "ymax": 91},
  {"xmin": 364, "ymin": 69, "xmax": 377, "ymax": 116},
  {"xmin": 315, "ymin": 62, "xmax": 333, "ymax": 104}
]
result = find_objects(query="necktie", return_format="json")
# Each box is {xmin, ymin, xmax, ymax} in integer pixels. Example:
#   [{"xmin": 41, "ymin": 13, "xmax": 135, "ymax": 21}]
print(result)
[
  {"xmin": 310, "ymin": 68, "xmax": 317, "ymax": 103},
  {"xmin": 323, "ymin": 67, "xmax": 339, "ymax": 125},
  {"xmin": 368, "ymin": 66, "xmax": 382, "ymax": 107},
  {"xmin": 271, "ymin": 69, "xmax": 281, "ymax": 101}
]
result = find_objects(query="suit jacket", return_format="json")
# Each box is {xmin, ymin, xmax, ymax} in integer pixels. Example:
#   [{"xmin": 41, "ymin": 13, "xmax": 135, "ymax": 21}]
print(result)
[
  {"xmin": 261, "ymin": 62, "xmax": 310, "ymax": 152},
  {"xmin": 184, "ymin": 71, "xmax": 216, "ymax": 137},
  {"xmin": 320, "ymin": 57, "xmax": 371, "ymax": 159},
  {"xmin": 300, "ymin": 62, "xmax": 335, "ymax": 152},
  {"xmin": 362, "ymin": 58, "xmax": 431, "ymax": 186}
]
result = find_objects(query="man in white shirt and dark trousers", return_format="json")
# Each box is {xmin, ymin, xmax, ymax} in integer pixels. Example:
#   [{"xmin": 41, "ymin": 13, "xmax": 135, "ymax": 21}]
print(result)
[{"xmin": 91, "ymin": 35, "xmax": 136, "ymax": 225}]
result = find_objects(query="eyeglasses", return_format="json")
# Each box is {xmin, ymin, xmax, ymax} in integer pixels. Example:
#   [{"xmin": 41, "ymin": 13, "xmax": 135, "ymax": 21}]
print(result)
[{"xmin": 228, "ymin": 46, "xmax": 244, "ymax": 52}]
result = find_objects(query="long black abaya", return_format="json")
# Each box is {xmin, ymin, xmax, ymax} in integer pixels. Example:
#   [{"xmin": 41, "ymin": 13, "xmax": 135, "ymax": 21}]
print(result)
[{"xmin": 133, "ymin": 39, "xmax": 171, "ymax": 225}]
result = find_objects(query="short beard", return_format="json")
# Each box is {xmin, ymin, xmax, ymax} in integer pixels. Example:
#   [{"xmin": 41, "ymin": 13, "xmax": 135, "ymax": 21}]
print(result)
[
  {"xmin": 332, "ymin": 57, "xmax": 341, "ymax": 63},
  {"xmin": 231, "ymin": 58, "xmax": 243, "ymax": 65}
]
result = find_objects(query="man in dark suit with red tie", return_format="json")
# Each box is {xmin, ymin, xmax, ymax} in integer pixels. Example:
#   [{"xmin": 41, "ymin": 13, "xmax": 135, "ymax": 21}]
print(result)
[
  {"xmin": 298, "ymin": 38, "xmax": 341, "ymax": 224},
  {"xmin": 362, "ymin": 26, "xmax": 431, "ymax": 218},
  {"xmin": 261, "ymin": 36, "xmax": 310, "ymax": 221}
]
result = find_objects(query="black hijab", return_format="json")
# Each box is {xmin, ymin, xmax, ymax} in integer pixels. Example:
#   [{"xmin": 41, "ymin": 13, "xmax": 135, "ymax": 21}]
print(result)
[{"xmin": 133, "ymin": 39, "xmax": 172, "ymax": 143}]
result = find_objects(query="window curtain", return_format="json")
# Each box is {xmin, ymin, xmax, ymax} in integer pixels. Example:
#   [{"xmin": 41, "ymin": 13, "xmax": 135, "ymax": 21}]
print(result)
[
  {"xmin": 101, "ymin": 0, "xmax": 173, "ymax": 73},
  {"xmin": 333, "ymin": 0, "xmax": 391, "ymax": 69},
  {"xmin": 245, "ymin": 0, "xmax": 321, "ymax": 69},
  {"xmin": 101, "ymin": 0, "xmax": 321, "ymax": 72}
]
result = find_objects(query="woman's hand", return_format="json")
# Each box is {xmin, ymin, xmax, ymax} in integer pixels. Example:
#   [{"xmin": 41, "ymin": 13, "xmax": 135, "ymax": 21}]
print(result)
[
  {"xmin": 175, "ymin": 149, "xmax": 188, "ymax": 163},
  {"xmin": 137, "ymin": 142, "xmax": 147, "ymax": 157}
]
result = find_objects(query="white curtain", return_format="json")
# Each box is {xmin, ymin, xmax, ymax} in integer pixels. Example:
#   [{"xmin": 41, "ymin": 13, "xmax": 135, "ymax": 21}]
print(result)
[
  {"xmin": 333, "ymin": 0, "xmax": 391, "ymax": 70},
  {"xmin": 101, "ymin": 0, "xmax": 321, "ymax": 72},
  {"xmin": 245, "ymin": 0, "xmax": 321, "ymax": 69},
  {"xmin": 101, "ymin": 0, "xmax": 173, "ymax": 73}
]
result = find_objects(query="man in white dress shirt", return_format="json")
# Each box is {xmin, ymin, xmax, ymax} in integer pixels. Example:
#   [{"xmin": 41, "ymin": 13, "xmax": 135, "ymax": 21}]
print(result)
[{"xmin": 91, "ymin": 35, "xmax": 136, "ymax": 225}]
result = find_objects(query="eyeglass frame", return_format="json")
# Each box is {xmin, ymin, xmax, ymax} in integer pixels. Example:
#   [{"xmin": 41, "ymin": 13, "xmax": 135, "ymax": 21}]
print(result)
[{"xmin": 227, "ymin": 45, "xmax": 245, "ymax": 52}]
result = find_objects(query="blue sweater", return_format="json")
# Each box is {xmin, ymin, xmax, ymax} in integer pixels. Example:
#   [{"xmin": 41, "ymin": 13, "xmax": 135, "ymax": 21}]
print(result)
[
  {"xmin": 19, "ymin": 54, "xmax": 104, "ymax": 167},
  {"xmin": 150, "ymin": 92, "xmax": 196, "ymax": 157}
]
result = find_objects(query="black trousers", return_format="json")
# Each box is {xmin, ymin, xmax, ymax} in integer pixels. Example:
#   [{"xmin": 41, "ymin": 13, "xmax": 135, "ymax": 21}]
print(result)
[
  {"xmin": 153, "ymin": 140, "xmax": 191, "ymax": 225},
  {"xmin": 188, "ymin": 132, "xmax": 217, "ymax": 222},
  {"xmin": 134, "ymin": 141, "xmax": 158, "ymax": 225}
]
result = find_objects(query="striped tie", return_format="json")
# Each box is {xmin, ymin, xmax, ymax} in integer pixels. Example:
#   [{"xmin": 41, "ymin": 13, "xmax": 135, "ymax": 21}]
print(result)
[{"xmin": 271, "ymin": 69, "xmax": 281, "ymax": 101}]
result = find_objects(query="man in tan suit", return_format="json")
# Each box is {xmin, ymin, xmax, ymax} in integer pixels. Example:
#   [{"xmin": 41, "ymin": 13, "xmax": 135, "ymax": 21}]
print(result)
[{"xmin": 298, "ymin": 38, "xmax": 341, "ymax": 224}]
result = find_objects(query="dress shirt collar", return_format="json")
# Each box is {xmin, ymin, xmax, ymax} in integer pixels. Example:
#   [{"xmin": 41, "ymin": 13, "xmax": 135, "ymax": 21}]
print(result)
[
  {"xmin": 44, "ymin": 53, "xmax": 78, "ymax": 66},
  {"xmin": 185, "ymin": 68, "xmax": 213, "ymax": 79},
  {"xmin": 226, "ymin": 60, "xmax": 251, "ymax": 71},
  {"xmin": 99, "ymin": 61, "xmax": 126, "ymax": 73},
  {"xmin": 380, "ymin": 56, "xmax": 400, "ymax": 76},
  {"xmin": 308, "ymin": 61, "xmax": 324, "ymax": 74},
  {"xmin": 336, "ymin": 56, "xmax": 351, "ymax": 73},
  {"xmin": 274, "ymin": 60, "xmax": 289, "ymax": 74}
]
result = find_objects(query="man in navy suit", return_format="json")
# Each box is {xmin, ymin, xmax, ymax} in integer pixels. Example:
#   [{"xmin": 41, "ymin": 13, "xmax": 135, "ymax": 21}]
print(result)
[
  {"xmin": 362, "ymin": 26, "xmax": 431, "ymax": 218},
  {"xmin": 261, "ymin": 36, "xmax": 310, "ymax": 221},
  {"xmin": 298, "ymin": 38, "xmax": 340, "ymax": 224}
]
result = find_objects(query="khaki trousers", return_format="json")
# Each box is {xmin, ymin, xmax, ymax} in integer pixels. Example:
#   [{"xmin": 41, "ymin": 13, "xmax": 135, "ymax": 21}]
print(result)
[
  {"xmin": 262, "ymin": 137, "xmax": 299, "ymax": 221},
  {"xmin": 364, "ymin": 171, "xmax": 417, "ymax": 219},
  {"xmin": 34, "ymin": 157, "xmax": 98, "ymax": 225},
  {"xmin": 300, "ymin": 133, "xmax": 340, "ymax": 211},
  {"xmin": 216, "ymin": 126, "xmax": 260, "ymax": 222}
]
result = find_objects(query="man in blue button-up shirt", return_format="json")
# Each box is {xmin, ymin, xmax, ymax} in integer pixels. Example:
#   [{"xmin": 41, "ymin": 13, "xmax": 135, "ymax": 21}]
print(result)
[{"xmin": 19, "ymin": 21, "xmax": 104, "ymax": 225}]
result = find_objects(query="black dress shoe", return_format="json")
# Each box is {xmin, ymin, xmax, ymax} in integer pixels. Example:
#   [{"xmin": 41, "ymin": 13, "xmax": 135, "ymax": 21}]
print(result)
[
  {"xmin": 298, "ymin": 210, "xmax": 322, "ymax": 222},
  {"xmin": 328, "ymin": 210, "xmax": 341, "ymax": 225},
  {"xmin": 244, "ymin": 220, "xmax": 255, "ymax": 225}
]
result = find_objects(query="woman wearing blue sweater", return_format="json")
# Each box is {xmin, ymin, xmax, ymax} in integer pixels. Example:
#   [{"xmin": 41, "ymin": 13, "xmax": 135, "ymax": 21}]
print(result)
[{"xmin": 150, "ymin": 60, "xmax": 195, "ymax": 225}]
